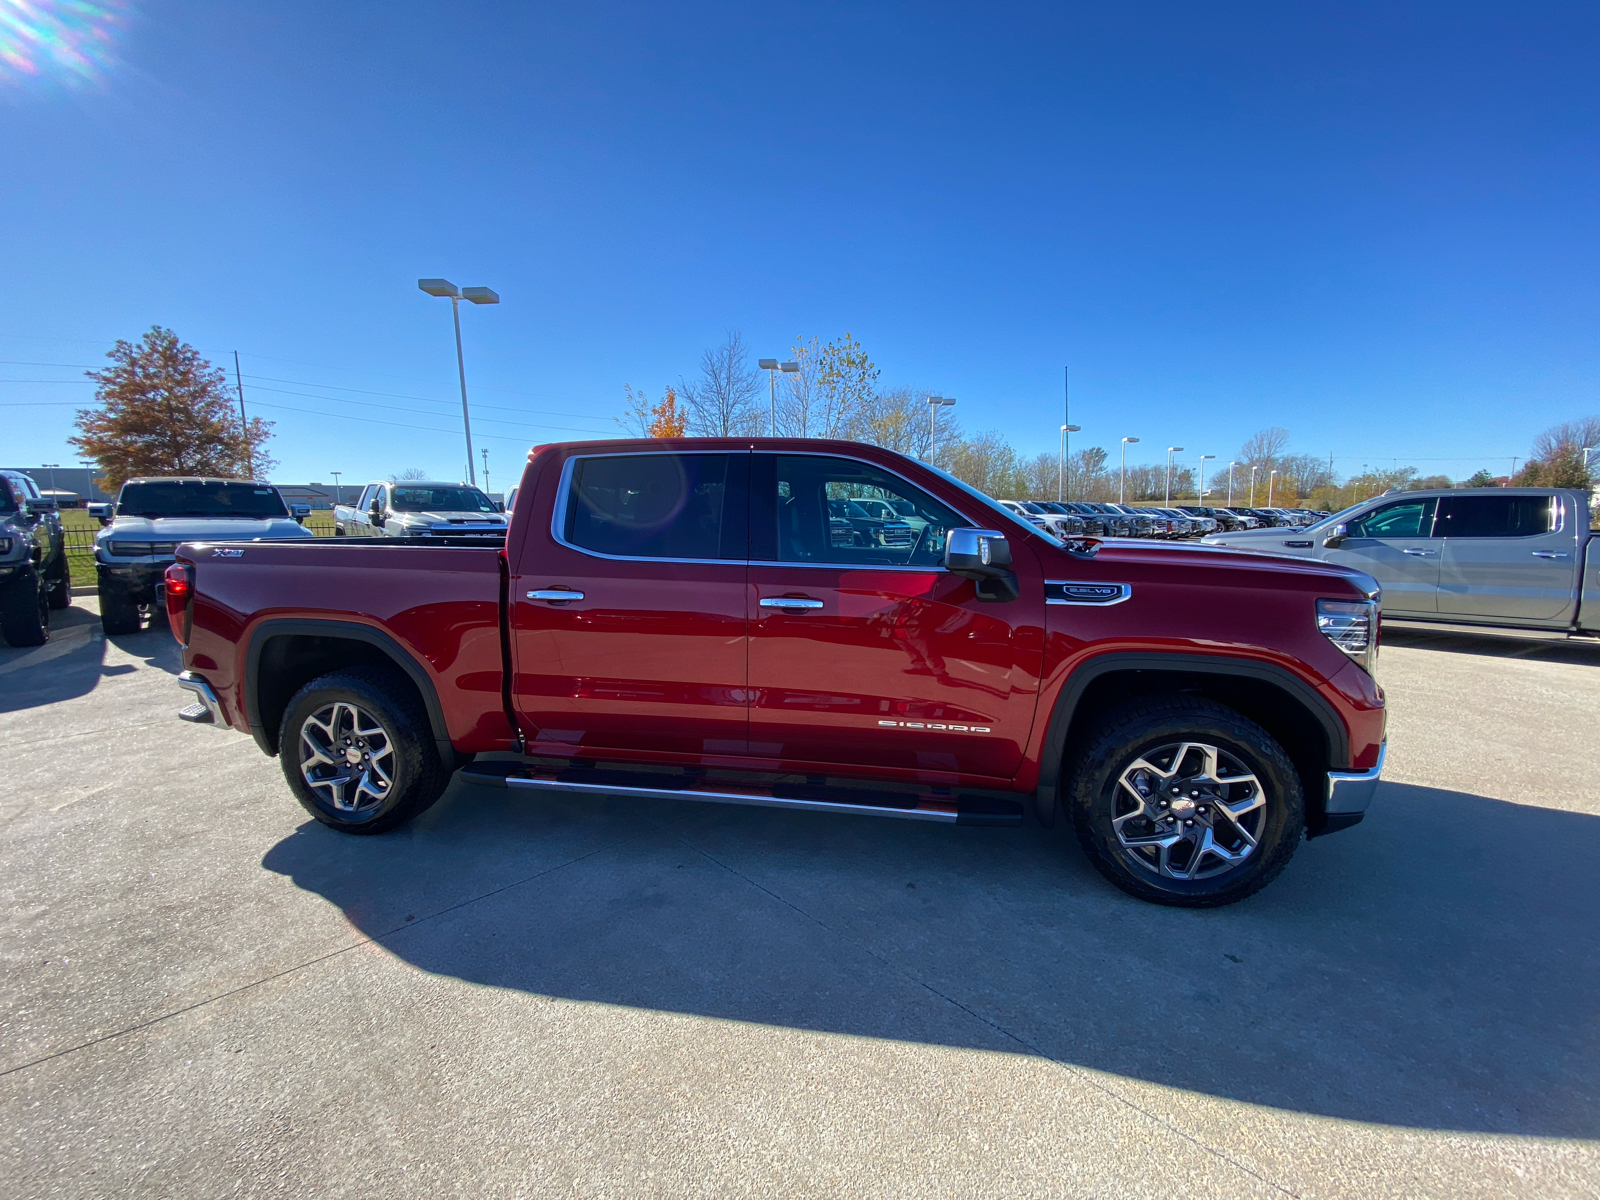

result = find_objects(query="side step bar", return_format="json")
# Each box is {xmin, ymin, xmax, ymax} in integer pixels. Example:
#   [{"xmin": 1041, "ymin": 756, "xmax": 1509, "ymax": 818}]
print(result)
[{"xmin": 457, "ymin": 761, "xmax": 1022, "ymax": 827}]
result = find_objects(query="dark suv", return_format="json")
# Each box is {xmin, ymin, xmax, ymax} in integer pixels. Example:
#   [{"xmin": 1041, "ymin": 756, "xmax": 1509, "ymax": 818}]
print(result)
[{"xmin": 0, "ymin": 470, "xmax": 68, "ymax": 646}]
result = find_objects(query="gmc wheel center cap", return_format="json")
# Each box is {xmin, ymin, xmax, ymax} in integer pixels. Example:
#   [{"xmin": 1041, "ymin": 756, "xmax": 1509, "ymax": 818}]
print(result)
[{"xmin": 1169, "ymin": 797, "xmax": 1197, "ymax": 819}]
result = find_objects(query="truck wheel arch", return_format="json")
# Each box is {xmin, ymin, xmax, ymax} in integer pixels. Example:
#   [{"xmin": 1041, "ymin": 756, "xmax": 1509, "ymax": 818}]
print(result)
[
  {"xmin": 1033, "ymin": 652, "xmax": 1349, "ymax": 836},
  {"xmin": 244, "ymin": 618, "xmax": 456, "ymax": 767}
]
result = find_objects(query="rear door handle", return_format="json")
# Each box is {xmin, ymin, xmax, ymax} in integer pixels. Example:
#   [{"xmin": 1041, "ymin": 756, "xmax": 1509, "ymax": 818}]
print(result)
[
  {"xmin": 1402, "ymin": 548, "xmax": 1437, "ymax": 557},
  {"xmin": 759, "ymin": 597, "xmax": 824, "ymax": 611},
  {"xmin": 1532, "ymin": 551, "xmax": 1570, "ymax": 559},
  {"xmin": 527, "ymin": 589, "xmax": 585, "ymax": 603}
]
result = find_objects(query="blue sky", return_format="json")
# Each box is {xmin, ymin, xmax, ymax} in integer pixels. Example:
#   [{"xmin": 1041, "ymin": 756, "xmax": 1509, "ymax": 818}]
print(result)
[{"xmin": 2, "ymin": 1, "xmax": 1597, "ymax": 488}]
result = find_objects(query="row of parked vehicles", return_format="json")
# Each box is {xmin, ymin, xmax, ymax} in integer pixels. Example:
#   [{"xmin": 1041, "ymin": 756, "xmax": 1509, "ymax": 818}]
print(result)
[{"xmin": 995, "ymin": 499, "xmax": 1331, "ymax": 542}]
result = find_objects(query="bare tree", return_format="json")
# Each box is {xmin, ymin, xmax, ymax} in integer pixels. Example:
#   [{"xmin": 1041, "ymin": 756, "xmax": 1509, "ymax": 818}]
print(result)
[
  {"xmin": 390, "ymin": 468, "xmax": 429, "ymax": 481},
  {"xmin": 776, "ymin": 336, "xmax": 822, "ymax": 437},
  {"xmin": 1238, "ymin": 427, "xmax": 1291, "ymax": 473},
  {"xmin": 1517, "ymin": 415, "xmax": 1600, "ymax": 488},
  {"xmin": 854, "ymin": 386, "xmax": 935, "ymax": 458},
  {"xmin": 944, "ymin": 430, "xmax": 1027, "ymax": 498},
  {"xmin": 681, "ymin": 331, "xmax": 764, "ymax": 437}
]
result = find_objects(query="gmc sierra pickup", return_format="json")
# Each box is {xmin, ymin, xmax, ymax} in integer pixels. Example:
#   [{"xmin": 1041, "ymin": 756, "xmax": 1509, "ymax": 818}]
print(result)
[{"xmin": 167, "ymin": 438, "xmax": 1387, "ymax": 908}]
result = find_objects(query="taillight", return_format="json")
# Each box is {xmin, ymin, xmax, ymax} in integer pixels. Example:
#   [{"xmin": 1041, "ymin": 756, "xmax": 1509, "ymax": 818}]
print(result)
[{"xmin": 164, "ymin": 562, "xmax": 193, "ymax": 645}]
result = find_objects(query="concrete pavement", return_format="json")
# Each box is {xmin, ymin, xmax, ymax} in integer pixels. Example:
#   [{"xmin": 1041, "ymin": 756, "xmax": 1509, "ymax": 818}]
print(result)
[{"xmin": 1, "ymin": 604, "xmax": 1597, "ymax": 1197}]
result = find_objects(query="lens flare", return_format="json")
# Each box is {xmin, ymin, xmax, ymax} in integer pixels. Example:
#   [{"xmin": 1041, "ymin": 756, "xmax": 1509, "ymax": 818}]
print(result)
[{"xmin": 1, "ymin": 0, "xmax": 127, "ymax": 87}]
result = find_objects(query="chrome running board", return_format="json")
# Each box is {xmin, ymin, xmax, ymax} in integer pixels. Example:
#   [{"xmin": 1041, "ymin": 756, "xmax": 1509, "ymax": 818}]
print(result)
[{"xmin": 457, "ymin": 761, "xmax": 1022, "ymax": 826}]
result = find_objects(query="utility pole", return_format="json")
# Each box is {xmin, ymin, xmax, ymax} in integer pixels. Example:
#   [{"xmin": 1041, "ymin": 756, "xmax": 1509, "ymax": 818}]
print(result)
[
  {"xmin": 233, "ymin": 351, "xmax": 251, "ymax": 478},
  {"xmin": 330, "ymin": 471, "xmax": 342, "ymax": 505},
  {"xmin": 481, "ymin": 448, "xmax": 490, "ymax": 497},
  {"xmin": 1227, "ymin": 461, "xmax": 1237, "ymax": 504}
]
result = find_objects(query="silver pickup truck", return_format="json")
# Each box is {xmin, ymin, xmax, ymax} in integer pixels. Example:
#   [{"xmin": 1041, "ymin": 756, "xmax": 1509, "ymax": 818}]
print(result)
[
  {"xmin": 333, "ymin": 480, "xmax": 509, "ymax": 541},
  {"xmin": 1202, "ymin": 487, "xmax": 1600, "ymax": 637}
]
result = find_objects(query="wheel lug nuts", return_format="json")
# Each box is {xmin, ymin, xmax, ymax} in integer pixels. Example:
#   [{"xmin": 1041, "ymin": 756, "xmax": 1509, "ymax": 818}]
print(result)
[{"xmin": 1185, "ymin": 819, "xmax": 1194, "ymax": 826}]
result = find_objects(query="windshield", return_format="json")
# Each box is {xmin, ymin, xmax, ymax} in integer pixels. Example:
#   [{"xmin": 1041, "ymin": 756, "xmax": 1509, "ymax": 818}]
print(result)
[
  {"xmin": 390, "ymin": 485, "xmax": 496, "ymax": 513},
  {"xmin": 117, "ymin": 480, "xmax": 289, "ymax": 519},
  {"xmin": 0, "ymin": 478, "xmax": 16, "ymax": 515}
]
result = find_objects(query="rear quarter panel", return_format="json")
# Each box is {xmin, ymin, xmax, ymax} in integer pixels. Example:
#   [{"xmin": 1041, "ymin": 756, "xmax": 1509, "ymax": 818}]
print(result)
[{"xmin": 180, "ymin": 541, "xmax": 509, "ymax": 749}]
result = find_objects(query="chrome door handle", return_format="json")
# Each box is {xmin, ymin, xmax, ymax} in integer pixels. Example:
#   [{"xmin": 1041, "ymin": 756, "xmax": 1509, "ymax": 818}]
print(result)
[
  {"xmin": 1532, "ymin": 551, "xmax": 1569, "ymax": 559},
  {"xmin": 1402, "ymin": 548, "xmax": 1437, "ymax": 557},
  {"xmin": 527, "ymin": 589, "xmax": 585, "ymax": 603},
  {"xmin": 759, "ymin": 597, "xmax": 824, "ymax": 610}
]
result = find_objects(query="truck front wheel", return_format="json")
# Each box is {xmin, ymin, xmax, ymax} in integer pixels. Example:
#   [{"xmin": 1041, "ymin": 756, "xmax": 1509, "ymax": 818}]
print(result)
[
  {"xmin": 97, "ymin": 583, "xmax": 141, "ymax": 635},
  {"xmin": 1067, "ymin": 697, "xmax": 1303, "ymax": 908},
  {"xmin": 279, "ymin": 666, "xmax": 451, "ymax": 834},
  {"xmin": 0, "ymin": 564, "xmax": 49, "ymax": 647}
]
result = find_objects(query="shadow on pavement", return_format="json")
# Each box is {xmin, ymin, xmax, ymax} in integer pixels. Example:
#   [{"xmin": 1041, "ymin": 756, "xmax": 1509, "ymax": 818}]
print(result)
[
  {"xmin": 1384, "ymin": 625, "xmax": 1600, "ymax": 665},
  {"xmin": 0, "ymin": 604, "xmax": 179, "ymax": 713},
  {"xmin": 262, "ymin": 779, "xmax": 1599, "ymax": 1140}
]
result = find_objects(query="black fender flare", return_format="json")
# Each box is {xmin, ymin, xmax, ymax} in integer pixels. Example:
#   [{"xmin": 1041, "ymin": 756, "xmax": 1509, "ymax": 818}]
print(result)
[
  {"xmin": 1032, "ymin": 651, "xmax": 1349, "ymax": 826},
  {"xmin": 243, "ymin": 617, "xmax": 455, "ymax": 765}
]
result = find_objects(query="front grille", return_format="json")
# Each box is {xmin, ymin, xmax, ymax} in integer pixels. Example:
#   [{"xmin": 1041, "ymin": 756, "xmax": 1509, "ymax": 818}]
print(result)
[{"xmin": 108, "ymin": 541, "xmax": 178, "ymax": 557}]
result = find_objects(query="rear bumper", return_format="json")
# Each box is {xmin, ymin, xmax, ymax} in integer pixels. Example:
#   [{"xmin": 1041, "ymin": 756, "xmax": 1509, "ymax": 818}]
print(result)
[
  {"xmin": 1323, "ymin": 742, "xmax": 1386, "ymax": 832},
  {"xmin": 177, "ymin": 670, "xmax": 223, "ymax": 724}
]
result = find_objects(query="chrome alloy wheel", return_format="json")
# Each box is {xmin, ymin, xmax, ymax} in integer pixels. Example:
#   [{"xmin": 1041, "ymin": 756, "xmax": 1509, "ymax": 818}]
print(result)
[
  {"xmin": 1112, "ymin": 742, "xmax": 1266, "ymax": 880},
  {"xmin": 298, "ymin": 702, "xmax": 397, "ymax": 814}
]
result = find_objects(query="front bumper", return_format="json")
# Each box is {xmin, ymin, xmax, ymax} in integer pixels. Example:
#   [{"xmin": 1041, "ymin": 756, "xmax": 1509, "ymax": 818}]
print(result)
[
  {"xmin": 97, "ymin": 560, "xmax": 171, "ymax": 601},
  {"xmin": 1322, "ymin": 742, "xmax": 1386, "ymax": 832}
]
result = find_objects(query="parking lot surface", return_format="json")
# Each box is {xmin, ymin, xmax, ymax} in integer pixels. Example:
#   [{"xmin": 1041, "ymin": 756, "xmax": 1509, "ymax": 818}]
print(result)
[{"xmin": 2, "ymin": 602, "xmax": 1598, "ymax": 1198}]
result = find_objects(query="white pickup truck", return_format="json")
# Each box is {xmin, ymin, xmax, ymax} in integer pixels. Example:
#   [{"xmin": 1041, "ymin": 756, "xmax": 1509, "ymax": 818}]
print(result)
[
  {"xmin": 333, "ymin": 480, "xmax": 509, "ymax": 541},
  {"xmin": 1203, "ymin": 487, "xmax": 1600, "ymax": 638}
]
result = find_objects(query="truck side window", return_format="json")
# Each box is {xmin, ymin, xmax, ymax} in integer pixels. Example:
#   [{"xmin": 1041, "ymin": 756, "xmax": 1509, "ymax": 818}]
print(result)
[
  {"xmin": 356, "ymin": 485, "xmax": 376, "ymax": 511},
  {"xmin": 1435, "ymin": 495, "xmax": 1555, "ymax": 537},
  {"xmin": 563, "ymin": 453, "xmax": 738, "ymax": 560},
  {"xmin": 1348, "ymin": 498, "xmax": 1436, "ymax": 538},
  {"xmin": 764, "ymin": 456, "xmax": 962, "ymax": 567}
]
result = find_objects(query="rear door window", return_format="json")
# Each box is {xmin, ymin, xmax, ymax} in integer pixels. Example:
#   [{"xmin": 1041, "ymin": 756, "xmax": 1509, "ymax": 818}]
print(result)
[
  {"xmin": 754, "ymin": 455, "xmax": 963, "ymax": 567},
  {"xmin": 1349, "ymin": 498, "xmax": 1437, "ymax": 538},
  {"xmin": 1435, "ymin": 495, "xmax": 1555, "ymax": 537},
  {"xmin": 561, "ymin": 453, "xmax": 744, "ymax": 560}
]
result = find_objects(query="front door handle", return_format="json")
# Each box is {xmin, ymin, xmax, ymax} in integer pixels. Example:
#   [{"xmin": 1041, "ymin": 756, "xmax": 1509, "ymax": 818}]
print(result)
[
  {"xmin": 759, "ymin": 596, "xmax": 824, "ymax": 611},
  {"xmin": 527, "ymin": 588, "xmax": 585, "ymax": 603},
  {"xmin": 1532, "ymin": 551, "xmax": 1570, "ymax": 559},
  {"xmin": 1402, "ymin": 548, "xmax": 1437, "ymax": 557}
]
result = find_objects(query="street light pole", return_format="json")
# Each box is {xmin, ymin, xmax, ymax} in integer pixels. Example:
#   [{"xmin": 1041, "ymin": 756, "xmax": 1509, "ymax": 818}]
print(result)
[
  {"xmin": 1584, "ymin": 446, "xmax": 1599, "ymax": 480},
  {"xmin": 1058, "ymin": 424, "xmax": 1081, "ymax": 501},
  {"xmin": 1198, "ymin": 454, "xmax": 1215, "ymax": 502},
  {"xmin": 758, "ymin": 359, "xmax": 799, "ymax": 436},
  {"xmin": 928, "ymin": 396, "xmax": 956, "ymax": 463},
  {"xmin": 1120, "ymin": 437, "xmax": 1140, "ymax": 504},
  {"xmin": 1227, "ymin": 461, "xmax": 1237, "ymax": 504},
  {"xmin": 41, "ymin": 463, "xmax": 59, "ymax": 497},
  {"xmin": 330, "ymin": 471, "xmax": 342, "ymax": 505},
  {"xmin": 1249, "ymin": 466, "xmax": 1259, "ymax": 506},
  {"xmin": 419, "ymin": 279, "xmax": 499, "ymax": 486},
  {"xmin": 1164, "ymin": 446, "xmax": 1184, "ymax": 505},
  {"xmin": 481, "ymin": 448, "xmax": 490, "ymax": 497},
  {"xmin": 1268, "ymin": 469, "xmax": 1279, "ymax": 506}
]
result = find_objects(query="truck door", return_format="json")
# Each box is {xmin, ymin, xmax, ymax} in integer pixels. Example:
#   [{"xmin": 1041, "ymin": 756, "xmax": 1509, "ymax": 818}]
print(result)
[
  {"xmin": 745, "ymin": 453, "xmax": 1043, "ymax": 781},
  {"xmin": 510, "ymin": 450, "xmax": 749, "ymax": 759},
  {"xmin": 1436, "ymin": 493, "xmax": 1577, "ymax": 623},
  {"xmin": 1327, "ymin": 496, "xmax": 1440, "ymax": 614}
]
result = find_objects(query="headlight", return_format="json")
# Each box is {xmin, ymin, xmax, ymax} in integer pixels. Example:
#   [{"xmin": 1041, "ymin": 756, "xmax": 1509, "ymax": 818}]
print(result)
[
  {"xmin": 0, "ymin": 536, "xmax": 11, "ymax": 554},
  {"xmin": 1317, "ymin": 598, "xmax": 1378, "ymax": 676}
]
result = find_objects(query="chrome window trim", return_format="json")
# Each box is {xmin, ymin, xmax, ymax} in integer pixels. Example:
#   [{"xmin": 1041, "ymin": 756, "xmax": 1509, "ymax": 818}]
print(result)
[{"xmin": 1045, "ymin": 580, "xmax": 1132, "ymax": 606}]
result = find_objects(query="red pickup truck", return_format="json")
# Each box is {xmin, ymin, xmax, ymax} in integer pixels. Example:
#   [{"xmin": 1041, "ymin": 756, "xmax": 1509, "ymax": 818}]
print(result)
[{"xmin": 167, "ymin": 438, "xmax": 1386, "ymax": 907}]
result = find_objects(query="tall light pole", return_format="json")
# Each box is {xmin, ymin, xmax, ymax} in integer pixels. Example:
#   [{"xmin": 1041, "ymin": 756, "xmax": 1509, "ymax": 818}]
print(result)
[
  {"xmin": 1249, "ymin": 465, "xmax": 1259, "ymax": 506},
  {"xmin": 419, "ymin": 278, "xmax": 499, "ymax": 485},
  {"xmin": 1268, "ymin": 469, "xmax": 1279, "ymax": 506},
  {"xmin": 40, "ymin": 463, "xmax": 59, "ymax": 499},
  {"xmin": 928, "ymin": 396, "xmax": 956, "ymax": 463},
  {"xmin": 481, "ymin": 448, "xmax": 491, "ymax": 497},
  {"xmin": 330, "ymin": 471, "xmax": 342, "ymax": 505},
  {"xmin": 1584, "ymin": 446, "xmax": 1599, "ymax": 481},
  {"xmin": 1164, "ymin": 446, "xmax": 1184, "ymax": 505},
  {"xmin": 1197, "ymin": 454, "xmax": 1215, "ymax": 502},
  {"xmin": 1227, "ymin": 460, "xmax": 1237, "ymax": 504},
  {"xmin": 1058, "ymin": 424, "xmax": 1081, "ymax": 501},
  {"xmin": 758, "ymin": 359, "xmax": 800, "ymax": 436},
  {"xmin": 1120, "ymin": 437, "xmax": 1140, "ymax": 503}
]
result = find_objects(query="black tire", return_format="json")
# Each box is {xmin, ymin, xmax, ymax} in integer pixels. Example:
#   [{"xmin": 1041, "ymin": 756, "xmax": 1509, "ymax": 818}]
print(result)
[
  {"xmin": 333, "ymin": 524, "xmax": 345, "ymax": 537},
  {"xmin": 1067, "ymin": 696, "xmax": 1303, "ymax": 908},
  {"xmin": 279, "ymin": 666, "xmax": 452, "ymax": 834},
  {"xmin": 0, "ymin": 564, "xmax": 49, "ymax": 647},
  {"xmin": 47, "ymin": 567, "xmax": 71, "ymax": 610},
  {"xmin": 98, "ymin": 583, "xmax": 141, "ymax": 635}
]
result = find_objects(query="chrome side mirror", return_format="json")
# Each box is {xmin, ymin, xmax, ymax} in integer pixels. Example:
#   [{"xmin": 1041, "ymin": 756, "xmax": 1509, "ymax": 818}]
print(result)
[
  {"xmin": 1323, "ymin": 522, "xmax": 1349, "ymax": 549},
  {"xmin": 944, "ymin": 528, "xmax": 1019, "ymax": 602}
]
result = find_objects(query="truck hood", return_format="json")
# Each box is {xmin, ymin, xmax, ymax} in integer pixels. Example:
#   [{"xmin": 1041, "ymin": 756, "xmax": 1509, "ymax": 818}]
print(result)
[
  {"xmin": 392, "ymin": 510, "xmax": 507, "ymax": 526},
  {"xmin": 103, "ymin": 516, "xmax": 313, "ymax": 541},
  {"xmin": 1053, "ymin": 537, "xmax": 1378, "ymax": 597}
]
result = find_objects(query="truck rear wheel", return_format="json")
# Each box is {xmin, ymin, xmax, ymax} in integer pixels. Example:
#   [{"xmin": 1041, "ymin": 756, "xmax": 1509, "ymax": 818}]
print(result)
[
  {"xmin": 0, "ymin": 564, "xmax": 49, "ymax": 647},
  {"xmin": 279, "ymin": 666, "xmax": 451, "ymax": 834},
  {"xmin": 47, "ymin": 566, "xmax": 71, "ymax": 610},
  {"xmin": 1066, "ymin": 696, "xmax": 1303, "ymax": 908}
]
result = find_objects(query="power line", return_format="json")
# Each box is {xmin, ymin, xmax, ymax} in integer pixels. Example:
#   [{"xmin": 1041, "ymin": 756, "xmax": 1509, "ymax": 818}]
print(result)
[
  {"xmin": 238, "ymin": 372, "xmax": 614, "ymax": 425},
  {"xmin": 241, "ymin": 385, "xmax": 611, "ymax": 435}
]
